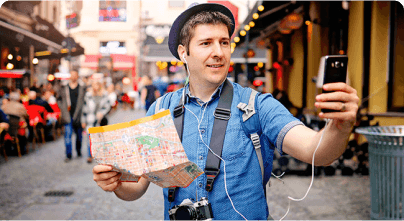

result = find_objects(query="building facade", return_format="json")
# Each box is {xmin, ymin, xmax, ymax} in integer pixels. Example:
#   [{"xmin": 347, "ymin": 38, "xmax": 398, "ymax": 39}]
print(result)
[
  {"xmin": 57, "ymin": 0, "xmax": 140, "ymax": 90},
  {"xmin": 0, "ymin": 1, "xmax": 86, "ymax": 87},
  {"xmin": 234, "ymin": 1, "xmax": 404, "ymax": 127}
]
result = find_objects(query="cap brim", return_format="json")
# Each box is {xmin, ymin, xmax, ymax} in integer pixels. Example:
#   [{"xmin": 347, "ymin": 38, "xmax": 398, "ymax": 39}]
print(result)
[{"xmin": 168, "ymin": 3, "xmax": 235, "ymax": 60}]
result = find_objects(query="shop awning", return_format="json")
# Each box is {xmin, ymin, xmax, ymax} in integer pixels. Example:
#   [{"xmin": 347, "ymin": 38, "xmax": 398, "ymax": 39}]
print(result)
[
  {"xmin": 234, "ymin": 1, "xmax": 304, "ymax": 47},
  {"xmin": 0, "ymin": 19, "xmax": 84, "ymax": 59},
  {"xmin": 231, "ymin": 47, "xmax": 267, "ymax": 63},
  {"xmin": 82, "ymin": 54, "xmax": 136, "ymax": 70},
  {"xmin": 33, "ymin": 16, "xmax": 85, "ymax": 59},
  {"xmin": 0, "ymin": 20, "xmax": 62, "ymax": 52},
  {"xmin": 0, "ymin": 69, "xmax": 29, "ymax": 78},
  {"xmin": 143, "ymin": 45, "xmax": 174, "ymax": 62}
]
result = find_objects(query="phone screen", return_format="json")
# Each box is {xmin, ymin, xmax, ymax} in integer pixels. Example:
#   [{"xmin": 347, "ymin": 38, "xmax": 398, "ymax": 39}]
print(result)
[{"xmin": 321, "ymin": 55, "xmax": 348, "ymax": 112}]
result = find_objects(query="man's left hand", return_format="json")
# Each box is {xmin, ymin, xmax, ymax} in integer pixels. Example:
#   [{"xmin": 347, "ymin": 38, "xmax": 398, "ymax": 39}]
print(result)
[{"xmin": 315, "ymin": 83, "xmax": 359, "ymax": 131}]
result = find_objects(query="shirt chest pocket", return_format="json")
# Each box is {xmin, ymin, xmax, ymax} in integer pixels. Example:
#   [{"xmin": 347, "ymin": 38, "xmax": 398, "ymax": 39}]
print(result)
[{"xmin": 220, "ymin": 119, "xmax": 248, "ymax": 161}]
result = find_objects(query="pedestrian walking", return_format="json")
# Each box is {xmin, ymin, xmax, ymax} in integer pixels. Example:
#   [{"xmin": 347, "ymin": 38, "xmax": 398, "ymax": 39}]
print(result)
[
  {"xmin": 81, "ymin": 80, "xmax": 111, "ymax": 163},
  {"xmin": 92, "ymin": 3, "xmax": 359, "ymax": 220},
  {"xmin": 57, "ymin": 69, "xmax": 86, "ymax": 162},
  {"xmin": 140, "ymin": 75, "xmax": 160, "ymax": 111}
]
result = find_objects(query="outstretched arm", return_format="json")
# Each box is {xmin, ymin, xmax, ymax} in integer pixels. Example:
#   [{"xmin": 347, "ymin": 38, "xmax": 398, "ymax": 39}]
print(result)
[{"xmin": 283, "ymin": 83, "xmax": 359, "ymax": 166}]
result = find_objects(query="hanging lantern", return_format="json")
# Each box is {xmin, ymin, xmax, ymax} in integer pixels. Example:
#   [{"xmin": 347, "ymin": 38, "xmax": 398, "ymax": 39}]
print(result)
[
  {"xmin": 278, "ymin": 18, "xmax": 292, "ymax": 34},
  {"xmin": 285, "ymin": 12, "xmax": 303, "ymax": 30}
]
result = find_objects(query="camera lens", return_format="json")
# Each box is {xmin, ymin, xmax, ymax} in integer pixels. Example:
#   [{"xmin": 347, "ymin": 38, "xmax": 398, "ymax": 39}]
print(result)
[
  {"xmin": 335, "ymin": 61, "xmax": 340, "ymax": 68},
  {"xmin": 175, "ymin": 206, "xmax": 197, "ymax": 220}
]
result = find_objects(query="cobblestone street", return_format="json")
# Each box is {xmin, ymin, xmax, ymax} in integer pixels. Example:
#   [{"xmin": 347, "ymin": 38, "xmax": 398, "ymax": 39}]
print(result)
[{"xmin": 0, "ymin": 108, "xmax": 371, "ymax": 220}]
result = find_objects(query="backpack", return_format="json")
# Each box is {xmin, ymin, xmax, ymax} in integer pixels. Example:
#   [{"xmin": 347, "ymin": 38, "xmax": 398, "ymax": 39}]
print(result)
[
  {"xmin": 155, "ymin": 86, "xmax": 265, "ymax": 183},
  {"xmin": 156, "ymin": 85, "xmax": 278, "ymax": 220}
]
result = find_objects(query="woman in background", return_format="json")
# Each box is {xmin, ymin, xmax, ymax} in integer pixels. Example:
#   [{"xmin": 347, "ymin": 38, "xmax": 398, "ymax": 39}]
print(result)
[{"xmin": 81, "ymin": 80, "xmax": 111, "ymax": 163}]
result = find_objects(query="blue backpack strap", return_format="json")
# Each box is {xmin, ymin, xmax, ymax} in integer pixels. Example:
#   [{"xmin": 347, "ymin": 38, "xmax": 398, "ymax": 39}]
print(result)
[{"xmin": 237, "ymin": 88, "xmax": 264, "ymax": 183}]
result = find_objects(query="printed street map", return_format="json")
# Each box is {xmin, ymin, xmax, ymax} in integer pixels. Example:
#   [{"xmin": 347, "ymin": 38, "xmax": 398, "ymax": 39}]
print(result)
[{"xmin": 89, "ymin": 110, "xmax": 203, "ymax": 188}]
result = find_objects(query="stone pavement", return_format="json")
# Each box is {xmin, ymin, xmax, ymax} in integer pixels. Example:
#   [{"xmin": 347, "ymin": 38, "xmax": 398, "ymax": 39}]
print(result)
[{"xmin": 0, "ymin": 108, "xmax": 371, "ymax": 220}]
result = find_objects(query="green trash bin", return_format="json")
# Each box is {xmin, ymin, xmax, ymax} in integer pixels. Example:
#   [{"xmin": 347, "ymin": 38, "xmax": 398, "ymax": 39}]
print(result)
[{"xmin": 355, "ymin": 126, "xmax": 403, "ymax": 220}]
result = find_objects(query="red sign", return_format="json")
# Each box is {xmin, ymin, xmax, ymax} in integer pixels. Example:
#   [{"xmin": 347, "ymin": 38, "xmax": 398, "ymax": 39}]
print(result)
[{"xmin": 0, "ymin": 70, "xmax": 25, "ymax": 78}]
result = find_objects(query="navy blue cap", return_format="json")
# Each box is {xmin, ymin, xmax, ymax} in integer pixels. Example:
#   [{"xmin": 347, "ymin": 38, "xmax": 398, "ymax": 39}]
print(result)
[{"xmin": 168, "ymin": 3, "xmax": 235, "ymax": 60}]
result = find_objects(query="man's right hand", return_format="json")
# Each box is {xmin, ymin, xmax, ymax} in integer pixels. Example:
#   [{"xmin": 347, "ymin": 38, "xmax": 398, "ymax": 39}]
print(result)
[{"xmin": 93, "ymin": 165, "xmax": 122, "ymax": 192}]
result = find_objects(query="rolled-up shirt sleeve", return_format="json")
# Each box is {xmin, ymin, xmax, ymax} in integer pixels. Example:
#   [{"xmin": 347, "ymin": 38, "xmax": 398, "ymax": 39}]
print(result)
[{"xmin": 258, "ymin": 93, "xmax": 304, "ymax": 155}]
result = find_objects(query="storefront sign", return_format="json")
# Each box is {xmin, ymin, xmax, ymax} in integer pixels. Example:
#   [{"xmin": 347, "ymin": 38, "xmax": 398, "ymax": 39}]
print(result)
[
  {"xmin": 145, "ymin": 25, "xmax": 170, "ymax": 44},
  {"xmin": 99, "ymin": 41, "xmax": 126, "ymax": 54}
]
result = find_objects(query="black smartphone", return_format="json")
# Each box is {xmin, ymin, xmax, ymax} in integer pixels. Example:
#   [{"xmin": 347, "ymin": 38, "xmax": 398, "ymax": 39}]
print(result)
[{"xmin": 319, "ymin": 55, "xmax": 348, "ymax": 113}]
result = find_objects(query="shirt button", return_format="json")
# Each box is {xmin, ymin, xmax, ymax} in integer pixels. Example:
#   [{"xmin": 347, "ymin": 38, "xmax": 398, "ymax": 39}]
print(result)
[
  {"xmin": 198, "ymin": 182, "xmax": 203, "ymax": 188},
  {"xmin": 200, "ymin": 129, "xmax": 205, "ymax": 134},
  {"xmin": 199, "ymin": 155, "xmax": 203, "ymax": 160}
]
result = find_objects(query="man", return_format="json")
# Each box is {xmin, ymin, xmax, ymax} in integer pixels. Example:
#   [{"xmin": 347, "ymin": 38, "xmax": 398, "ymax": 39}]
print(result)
[
  {"xmin": 57, "ymin": 69, "xmax": 86, "ymax": 162},
  {"xmin": 92, "ymin": 3, "xmax": 359, "ymax": 220}
]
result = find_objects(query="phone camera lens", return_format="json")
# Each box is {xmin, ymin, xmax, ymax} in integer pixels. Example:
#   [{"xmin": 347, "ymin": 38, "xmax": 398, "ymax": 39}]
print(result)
[{"xmin": 335, "ymin": 61, "xmax": 340, "ymax": 68}]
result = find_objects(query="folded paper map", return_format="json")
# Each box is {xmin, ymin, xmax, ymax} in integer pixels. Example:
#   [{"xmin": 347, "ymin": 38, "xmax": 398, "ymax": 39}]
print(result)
[{"xmin": 89, "ymin": 109, "xmax": 204, "ymax": 188}]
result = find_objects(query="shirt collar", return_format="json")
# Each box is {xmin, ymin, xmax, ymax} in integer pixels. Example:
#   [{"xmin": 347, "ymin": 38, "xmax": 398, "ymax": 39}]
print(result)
[{"xmin": 185, "ymin": 80, "xmax": 226, "ymax": 105}]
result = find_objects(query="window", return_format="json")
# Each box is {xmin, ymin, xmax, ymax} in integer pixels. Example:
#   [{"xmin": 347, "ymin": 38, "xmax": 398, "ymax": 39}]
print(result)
[
  {"xmin": 99, "ymin": 41, "xmax": 127, "ymax": 54},
  {"xmin": 168, "ymin": 1, "xmax": 185, "ymax": 8},
  {"xmin": 99, "ymin": 0, "xmax": 127, "ymax": 22},
  {"xmin": 388, "ymin": 2, "xmax": 404, "ymax": 112}
]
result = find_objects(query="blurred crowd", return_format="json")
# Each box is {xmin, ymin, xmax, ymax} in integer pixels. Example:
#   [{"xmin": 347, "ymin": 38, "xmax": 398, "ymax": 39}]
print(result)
[{"xmin": 0, "ymin": 68, "xmax": 189, "ymax": 163}]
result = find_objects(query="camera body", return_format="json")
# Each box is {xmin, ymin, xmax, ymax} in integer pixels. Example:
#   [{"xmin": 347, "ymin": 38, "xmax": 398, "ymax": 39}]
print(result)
[{"xmin": 169, "ymin": 197, "xmax": 213, "ymax": 220}]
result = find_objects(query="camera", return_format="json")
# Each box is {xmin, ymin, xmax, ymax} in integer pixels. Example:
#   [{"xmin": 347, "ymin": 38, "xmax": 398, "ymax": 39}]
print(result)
[{"xmin": 169, "ymin": 197, "xmax": 213, "ymax": 220}]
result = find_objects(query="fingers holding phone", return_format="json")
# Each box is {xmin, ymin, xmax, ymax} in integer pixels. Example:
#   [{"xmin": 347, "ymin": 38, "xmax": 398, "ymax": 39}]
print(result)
[
  {"xmin": 315, "ymin": 55, "xmax": 359, "ymax": 123},
  {"xmin": 315, "ymin": 82, "xmax": 359, "ymax": 121}
]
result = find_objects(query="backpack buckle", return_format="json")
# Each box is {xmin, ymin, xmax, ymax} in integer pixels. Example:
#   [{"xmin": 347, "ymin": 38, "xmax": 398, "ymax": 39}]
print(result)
[
  {"xmin": 205, "ymin": 169, "xmax": 220, "ymax": 192},
  {"xmin": 214, "ymin": 108, "xmax": 231, "ymax": 121},
  {"xmin": 174, "ymin": 105, "xmax": 184, "ymax": 118},
  {"xmin": 250, "ymin": 133, "xmax": 261, "ymax": 149}
]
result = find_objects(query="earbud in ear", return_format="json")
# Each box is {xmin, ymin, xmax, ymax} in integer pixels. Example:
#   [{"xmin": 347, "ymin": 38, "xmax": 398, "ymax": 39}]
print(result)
[{"xmin": 182, "ymin": 54, "xmax": 187, "ymax": 64}]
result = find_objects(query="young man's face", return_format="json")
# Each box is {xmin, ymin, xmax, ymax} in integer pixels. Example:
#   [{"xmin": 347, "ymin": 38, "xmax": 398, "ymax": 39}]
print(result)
[{"xmin": 181, "ymin": 23, "xmax": 231, "ymax": 87}]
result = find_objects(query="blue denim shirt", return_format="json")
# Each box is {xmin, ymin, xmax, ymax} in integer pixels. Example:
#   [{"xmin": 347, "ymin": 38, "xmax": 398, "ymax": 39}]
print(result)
[{"xmin": 146, "ymin": 81, "xmax": 303, "ymax": 220}]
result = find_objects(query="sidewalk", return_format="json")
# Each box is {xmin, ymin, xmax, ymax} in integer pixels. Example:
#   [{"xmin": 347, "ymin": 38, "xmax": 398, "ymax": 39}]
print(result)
[{"xmin": 0, "ymin": 108, "xmax": 371, "ymax": 220}]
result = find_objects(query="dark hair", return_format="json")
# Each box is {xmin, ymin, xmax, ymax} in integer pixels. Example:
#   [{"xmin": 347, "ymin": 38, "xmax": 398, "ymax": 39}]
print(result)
[
  {"xmin": 179, "ymin": 11, "xmax": 233, "ymax": 55},
  {"xmin": 71, "ymin": 68, "xmax": 79, "ymax": 74}
]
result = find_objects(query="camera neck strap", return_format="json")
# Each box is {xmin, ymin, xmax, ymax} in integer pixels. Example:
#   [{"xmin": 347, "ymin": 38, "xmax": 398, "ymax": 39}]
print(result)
[{"xmin": 168, "ymin": 79, "xmax": 233, "ymax": 202}]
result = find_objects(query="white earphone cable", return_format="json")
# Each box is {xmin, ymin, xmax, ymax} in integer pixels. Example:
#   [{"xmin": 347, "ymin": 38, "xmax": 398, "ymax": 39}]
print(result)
[
  {"xmin": 184, "ymin": 104, "xmax": 248, "ymax": 221},
  {"xmin": 278, "ymin": 119, "xmax": 330, "ymax": 221}
]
